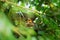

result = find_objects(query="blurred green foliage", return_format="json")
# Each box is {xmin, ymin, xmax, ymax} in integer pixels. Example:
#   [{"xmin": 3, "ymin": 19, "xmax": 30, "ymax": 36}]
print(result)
[{"xmin": 0, "ymin": 0, "xmax": 60, "ymax": 40}]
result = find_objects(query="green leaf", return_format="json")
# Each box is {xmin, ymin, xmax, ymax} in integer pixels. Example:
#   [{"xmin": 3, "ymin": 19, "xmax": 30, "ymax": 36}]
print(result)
[{"xmin": 0, "ymin": 10, "xmax": 16, "ymax": 40}]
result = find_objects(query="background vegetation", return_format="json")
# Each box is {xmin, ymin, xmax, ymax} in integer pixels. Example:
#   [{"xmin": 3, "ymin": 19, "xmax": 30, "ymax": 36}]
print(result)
[{"xmin": 0, "ymin": 0, "xmax": 60, "ymax": 40}]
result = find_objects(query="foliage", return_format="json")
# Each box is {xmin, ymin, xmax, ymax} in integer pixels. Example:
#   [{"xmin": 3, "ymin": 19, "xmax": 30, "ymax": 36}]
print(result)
[{"xmin": 0, "ymin": 0, "xmax": 60, "ymax": 40}]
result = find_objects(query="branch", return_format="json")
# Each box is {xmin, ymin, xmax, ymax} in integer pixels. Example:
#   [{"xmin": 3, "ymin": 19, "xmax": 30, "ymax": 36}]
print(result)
[{"xmin": 4, "ymin": 0, "xmax": 40, "ymax": 16}]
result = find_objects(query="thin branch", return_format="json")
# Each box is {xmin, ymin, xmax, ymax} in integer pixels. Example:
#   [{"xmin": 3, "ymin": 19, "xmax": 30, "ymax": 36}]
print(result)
[{"xmin": 5, "ymin": 0, "xmax": 40, "ymax": 16}]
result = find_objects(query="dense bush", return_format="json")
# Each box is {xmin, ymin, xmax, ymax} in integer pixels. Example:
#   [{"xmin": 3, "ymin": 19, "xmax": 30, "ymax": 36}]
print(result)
[{"xmin": 0, "ymin": 0, "xmax": 60, "ymax": 40}]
